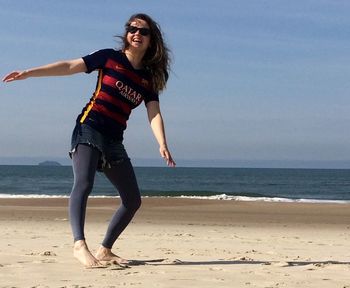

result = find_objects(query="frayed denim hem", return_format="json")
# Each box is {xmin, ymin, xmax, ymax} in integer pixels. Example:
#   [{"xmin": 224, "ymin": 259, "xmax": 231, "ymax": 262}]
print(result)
[{"xmin": 69, "ymin": 124, "xmax": 129, "ymax": 172}]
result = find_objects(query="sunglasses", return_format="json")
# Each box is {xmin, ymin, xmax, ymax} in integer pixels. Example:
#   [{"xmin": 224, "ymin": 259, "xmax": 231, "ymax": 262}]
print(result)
[{"xmin": 127, "ymin": 26, "xmax": 151, "ymax": 36}]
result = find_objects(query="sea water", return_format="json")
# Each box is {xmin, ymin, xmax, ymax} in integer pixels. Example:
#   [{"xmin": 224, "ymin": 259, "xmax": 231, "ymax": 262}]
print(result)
[{"xmin": 0, "ymin": 165, "xmax": 349, "ymax": 203}]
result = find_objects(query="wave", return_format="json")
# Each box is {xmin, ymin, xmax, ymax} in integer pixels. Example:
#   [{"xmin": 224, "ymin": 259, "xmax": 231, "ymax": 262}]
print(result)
[
  {"xmin": 177, "ymin": 194, "xmax": 350, "ymax": 204},
  {"xmin": 0, "ymin": 193, "xmax": 349, "ymax": 204}
]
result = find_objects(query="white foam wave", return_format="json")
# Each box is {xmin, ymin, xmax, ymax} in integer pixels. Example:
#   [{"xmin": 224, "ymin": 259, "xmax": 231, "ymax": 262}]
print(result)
[
  {"xmin": 0, "ymin": 194, "xmax": 68, "ymax": 198},
  {"xmin": 0, "ymin": 193, "xmax": 349, "ymax": 204},
  {"xmin": 0, "ymin": 194, "xmax": 117, "ymax": 199},
  {"xmin": 177, "ymin": 194, "xmax": 350, "ymax": 204}
]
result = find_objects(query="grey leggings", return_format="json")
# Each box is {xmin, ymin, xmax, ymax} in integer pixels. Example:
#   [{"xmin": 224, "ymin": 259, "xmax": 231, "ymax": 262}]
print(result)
[{"xmin": 69, "ymin": 144, "xmax": 141, "ymax": 249}]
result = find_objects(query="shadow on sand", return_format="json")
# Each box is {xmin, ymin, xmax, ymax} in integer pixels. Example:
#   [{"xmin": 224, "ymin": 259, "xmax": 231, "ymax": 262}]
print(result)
[{"xmin": 128, "ymin": 259, "xmax": 350, "ymax": 267}]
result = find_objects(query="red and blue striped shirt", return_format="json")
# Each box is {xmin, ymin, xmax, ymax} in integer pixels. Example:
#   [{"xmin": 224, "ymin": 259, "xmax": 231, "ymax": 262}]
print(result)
[{"xmin": 77, "ymin": 49, "xmax": 159, "ymax": 139}]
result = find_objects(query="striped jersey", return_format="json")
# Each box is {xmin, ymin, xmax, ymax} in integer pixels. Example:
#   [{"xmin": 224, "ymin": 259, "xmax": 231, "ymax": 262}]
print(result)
[{"xmin": 77, "ymin": 49, "xmax": 159, "ymax": 139}]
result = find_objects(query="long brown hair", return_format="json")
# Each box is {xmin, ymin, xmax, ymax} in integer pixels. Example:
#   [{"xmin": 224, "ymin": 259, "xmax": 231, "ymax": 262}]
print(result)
[{"xmin": 120, "ymin": 13, "xmax": 170, "ymax": 93}]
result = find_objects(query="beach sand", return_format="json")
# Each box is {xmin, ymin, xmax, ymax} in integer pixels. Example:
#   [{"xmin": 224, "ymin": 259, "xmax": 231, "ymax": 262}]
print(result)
[{"xmin": 0, "ymin": 198, "xmax": 350, "ymax": 288}]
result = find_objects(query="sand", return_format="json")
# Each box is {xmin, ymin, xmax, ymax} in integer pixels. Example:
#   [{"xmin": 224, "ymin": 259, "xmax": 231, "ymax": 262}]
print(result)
[{"xmin": 0, "ymin": 197, "xmax": 350, "ymax": 288}]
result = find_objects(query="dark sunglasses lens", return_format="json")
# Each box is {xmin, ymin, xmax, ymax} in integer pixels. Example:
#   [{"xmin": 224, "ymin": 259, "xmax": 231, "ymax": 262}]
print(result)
[
  {"xmin": 127, "ymin": 26, "xmax": 138, "ymax": 34},
  {"xmin": 127, "ymin": 26, "xmax": 150, "ymax": 36},
  {"xmin": 139, "ymin": 28, "xmax": 150, "ymax": 36}
]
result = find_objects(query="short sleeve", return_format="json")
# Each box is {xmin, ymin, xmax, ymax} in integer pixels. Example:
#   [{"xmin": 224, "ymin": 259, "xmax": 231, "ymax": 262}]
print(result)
[
  {"xmin": 82, "ymin": 49, "xmax": 113, "ymax": 73},
  {"xmin": 144, "ymin": 91, "xmax": 159, "ymax": 104},
  {"xmin": 141, "ymin": 70, "xmax": 159, "ymax": 104}
]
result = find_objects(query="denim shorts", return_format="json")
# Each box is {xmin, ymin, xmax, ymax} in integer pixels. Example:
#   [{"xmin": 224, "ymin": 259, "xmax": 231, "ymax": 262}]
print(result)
[{"xmin": 69, "ymin": 124, "xmax": 129, "ymax": 171}]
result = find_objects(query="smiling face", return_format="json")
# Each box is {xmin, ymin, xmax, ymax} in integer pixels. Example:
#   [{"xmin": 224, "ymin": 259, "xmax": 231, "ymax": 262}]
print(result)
[
  {"xmin": 120, "ymin": 13, "xmax": 169, "ymax": 92},
  {"xmin": 126, "ymin": 18, "xmax": 151, "ymax": 53}
]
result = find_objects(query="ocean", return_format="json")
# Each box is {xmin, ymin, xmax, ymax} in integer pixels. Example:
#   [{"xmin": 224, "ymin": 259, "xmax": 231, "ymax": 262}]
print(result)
[{"xmin": 0, "ymin": 165, "xmax": 349, "ymax": 203}]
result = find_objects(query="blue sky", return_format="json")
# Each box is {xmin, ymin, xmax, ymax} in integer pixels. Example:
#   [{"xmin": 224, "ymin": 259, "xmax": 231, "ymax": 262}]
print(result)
[{"xmin": 1, "ymin": 1, "xmax": 350, "ymax": 168}]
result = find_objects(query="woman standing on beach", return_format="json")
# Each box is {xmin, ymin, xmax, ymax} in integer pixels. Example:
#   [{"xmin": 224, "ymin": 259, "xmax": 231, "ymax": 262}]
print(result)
[{"xmin": 2, "ymin": 13, "xmax": 175, "ymax": 268}]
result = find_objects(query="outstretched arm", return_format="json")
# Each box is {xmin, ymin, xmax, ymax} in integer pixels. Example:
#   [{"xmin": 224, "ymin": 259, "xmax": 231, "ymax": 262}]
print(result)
[
  {"xmin": 146, "ymin": 101, "xmax": 176, "ymax": 167},
  {"xmin": 2, "ymin": 58, "xmax": 87, "ymax": 82}
]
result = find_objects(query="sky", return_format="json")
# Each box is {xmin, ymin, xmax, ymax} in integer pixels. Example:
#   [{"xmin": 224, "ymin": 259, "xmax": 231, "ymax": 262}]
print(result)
[{"xmin": 1, "ymin": 0, "xmax": 350, "ymax": 168}]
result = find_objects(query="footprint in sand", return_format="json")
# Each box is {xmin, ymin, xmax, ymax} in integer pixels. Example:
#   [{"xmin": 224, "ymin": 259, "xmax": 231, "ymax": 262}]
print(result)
[
  {"xmin": 209, "ymin": 267, "xmax": 224, "ymax": 271},
  {"xmin": 41, "ymin": 259, "xmax": 57, "ymax": 264},
  {"xmin": 40, "ymin": 251, "xmax": 57, "ymax": 256},
  {"xmin": 17, "ymin": 260, "xmax": 32, "ymax": 264},
  {"xmin": 238, "ymin": 256, "xmax": 255, "ymax": 261},
  {"xmin": 59, "ymin": 285, "xmax": 93, "ymax": 288},
  {"xmin": 272, "ymin": 261, "xmax": 290, "ymax": 267},
  {"xmin": 30, "ymin": 236, "xmax": 43, "ymax": 239},
  {"xmin": 171, "ymin": 259, "xmax": 184, "ymax": 264},
  {"xmin": 25, "ymin": 251, "xmax": 57, "ymax": 257},
  {"xmin": 54, "ymin": 218, "xmax": 68, "ymax": 221}
]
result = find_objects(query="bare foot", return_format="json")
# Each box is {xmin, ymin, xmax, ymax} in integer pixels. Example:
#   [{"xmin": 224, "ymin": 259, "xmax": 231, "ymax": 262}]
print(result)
[
  {"xmin": 73, "ymin": 240, "xmax": 105, "ymax": 268},
  {"xmin": 95, "ymin": 246, "xmax": 130, "ymax": 266}
]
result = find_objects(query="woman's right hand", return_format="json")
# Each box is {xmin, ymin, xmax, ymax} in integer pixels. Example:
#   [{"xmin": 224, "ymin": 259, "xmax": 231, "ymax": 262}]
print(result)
[
  {"xmin": 3, "ymin": 59, "xmax": 87, "ymax": 83},
  {"xmin": 2, "ymin": 71, "xmax": 29, "ymax": 82}
]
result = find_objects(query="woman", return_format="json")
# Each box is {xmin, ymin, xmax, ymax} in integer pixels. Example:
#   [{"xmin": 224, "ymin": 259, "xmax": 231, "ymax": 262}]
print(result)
[{"xmin": 2, "ymin": 13, "xmax": 176, "ymax": 268}]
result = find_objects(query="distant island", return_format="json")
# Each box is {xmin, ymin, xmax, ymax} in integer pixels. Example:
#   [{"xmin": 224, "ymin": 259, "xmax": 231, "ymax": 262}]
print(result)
[{"xmin": 38, "ymin": 161, "xmax": 62, "ymax": 166}]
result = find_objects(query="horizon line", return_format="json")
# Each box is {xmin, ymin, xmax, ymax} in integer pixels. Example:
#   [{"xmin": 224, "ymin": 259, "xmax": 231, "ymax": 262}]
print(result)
[{"xmin": 0, "ymin": 156, "xmax": 350, "ymax": 169}]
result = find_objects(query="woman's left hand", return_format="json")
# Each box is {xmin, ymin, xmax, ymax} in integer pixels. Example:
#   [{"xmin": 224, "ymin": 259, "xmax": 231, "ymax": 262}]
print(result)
[{"xmin": 160, "ymin": 145, "xmax": 176, "ymax": 167}]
